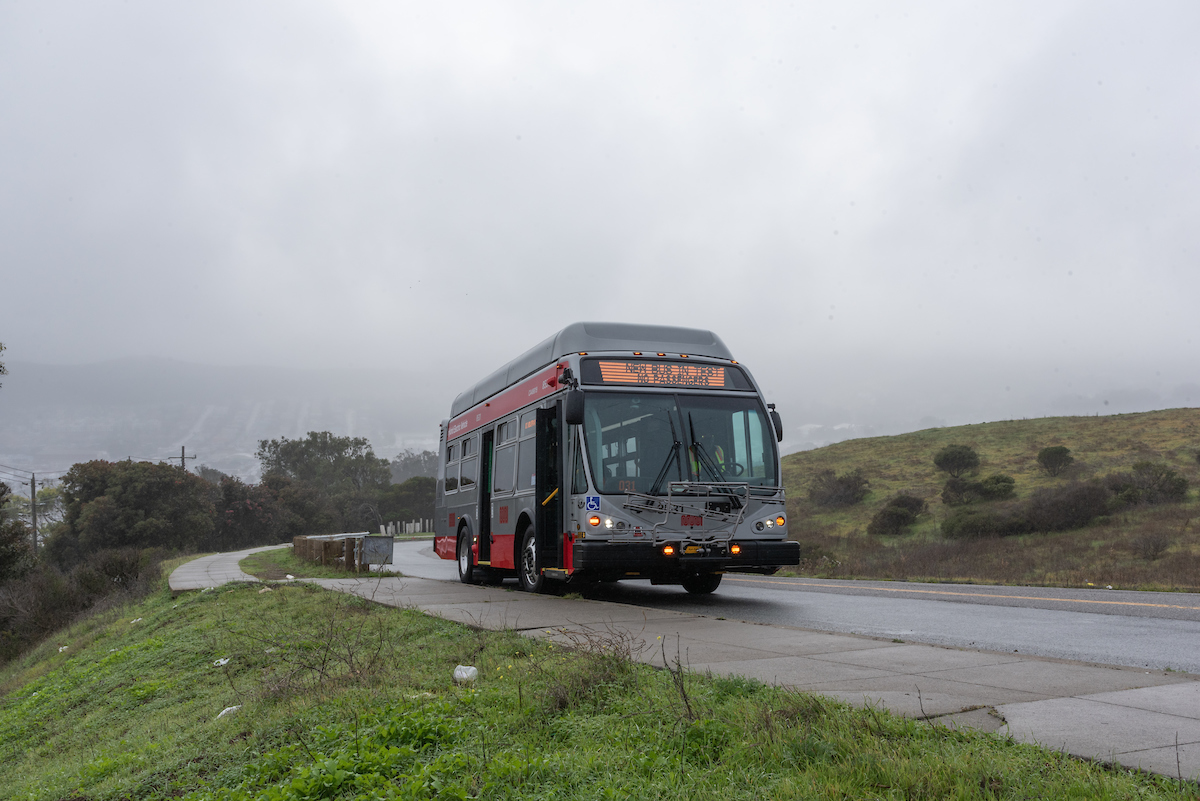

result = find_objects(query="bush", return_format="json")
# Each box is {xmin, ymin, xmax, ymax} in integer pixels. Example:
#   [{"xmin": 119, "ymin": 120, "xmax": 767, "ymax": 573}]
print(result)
[
  {"xmin": 941, "ymin": 474, "xmax": 1015, "ymax": 505},
  {"xmin": 0, "ymin": 547, "xmax": 163, "ymax": 664},
  {"xmin": 1024, "ymin": 481, "xmax": 1110, "ymax": 532},
  {"xmin": 933, "ymin": 445, "xmax": 979, "ymax": 478},
  {"xmin": 807, "ymin": 469, "xmax": 869, "ymax": 508},
  {"xmin": 941, "ymin": 507, "xmax": 1027, "ymax": 539},
  {"xmin": 1104, "ymin": 462, "xmax": 1189, "ymax": 507},
  {"xmin": 866, "ymin": 494, "xmax": 926, "ymax": 537},
  {"xmin": 868, "ymin": 506, "xmax": 915, "ymax": 537},
  {"xmin": 1037, "ymin": 446, "xmax": 1075, "ymax": 477}
]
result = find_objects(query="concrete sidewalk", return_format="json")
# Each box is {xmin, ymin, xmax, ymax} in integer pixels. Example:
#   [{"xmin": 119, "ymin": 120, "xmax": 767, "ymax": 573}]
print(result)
[
  {"xmin": 168, "ymin": 546, "xmax": 279, "ymax": 592},
  {"xmin": 174, "ymin": 549, "xmax": 1200, "ymax": 780}
]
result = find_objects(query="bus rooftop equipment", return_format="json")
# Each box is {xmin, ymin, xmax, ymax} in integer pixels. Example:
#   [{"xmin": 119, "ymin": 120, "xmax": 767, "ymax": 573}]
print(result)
[{"xmin": 434, "ymin": 322, "xmax": 799, "ymax": 595}]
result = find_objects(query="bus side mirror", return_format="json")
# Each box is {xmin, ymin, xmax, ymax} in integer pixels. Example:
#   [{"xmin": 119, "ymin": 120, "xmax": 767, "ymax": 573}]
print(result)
[
  {"xmin": 769, "ymin": 409, "xmax": 783, "ymax": 442},
  {"xmin": 565, "ymin": 390, "xmax": 585, "ymax": 425}
]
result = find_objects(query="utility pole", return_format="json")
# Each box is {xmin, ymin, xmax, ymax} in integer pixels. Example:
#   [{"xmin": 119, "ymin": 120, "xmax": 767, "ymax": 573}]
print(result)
[
  {"xmin": 29, "ymin": 472, "xmax": 37, "ymax": 553},
  {"xmin": 177, "ymin": 446, "xmax": 197, "ymax": 472}
]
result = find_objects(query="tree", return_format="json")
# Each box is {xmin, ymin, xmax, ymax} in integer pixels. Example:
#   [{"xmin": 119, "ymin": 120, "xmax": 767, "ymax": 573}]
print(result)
[
  {"xmin": 377, "ymin": 476, "xmax": 436, "ymax": 525},
  {"xmin": 807, "ymin": 469, "xmax": 869, "ymax": 508},
  {"xmin": 390, "ymin": 449, "xmax": 439, "ymax": 484},
  {"xmin": 1037, "ymin": 446, "xmax": 1075, "ymax": 477},
  {"xmin": 195, "ymin": 464, "xmax": 231, "ymax": 485},
  {"xmin": 257, "ymin": 432, "xmax": 391, "ymax": 493},
  {"xmin": 47, "ymin": 460, "xmax": 216, "ymax": 565},
  {"xmin": 933, "ymin": 445, "xmax": 979, "ymax": 478},
  {"xmin": 0, "ymin": 483, "xmax": 33, "ymax": 581}
]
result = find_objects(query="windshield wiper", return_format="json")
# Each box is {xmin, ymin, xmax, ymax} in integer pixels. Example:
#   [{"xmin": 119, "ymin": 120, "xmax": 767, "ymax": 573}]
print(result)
[
  {"xmin": 649, "ymin": 441, "xmax": 682, "ymax": 496},
  {"xmin": 687, "ymin": 414, "xmax": 725, "ymax": 482}
]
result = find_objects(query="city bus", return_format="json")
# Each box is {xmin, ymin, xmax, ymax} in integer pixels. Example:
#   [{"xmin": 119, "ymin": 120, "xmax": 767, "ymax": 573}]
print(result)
[{"xmin": 433, "ymin": 322, "xmax": 799, "ymax": 594}]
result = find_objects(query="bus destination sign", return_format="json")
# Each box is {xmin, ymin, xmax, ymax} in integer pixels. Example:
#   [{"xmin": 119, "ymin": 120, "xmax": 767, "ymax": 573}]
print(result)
[{"xmin": 596, "ymin": 360, "xmax": 726, "ymax": 388}]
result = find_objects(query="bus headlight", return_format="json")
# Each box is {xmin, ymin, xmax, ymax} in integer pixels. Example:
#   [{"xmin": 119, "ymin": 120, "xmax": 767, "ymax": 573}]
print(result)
[{"xmin": 604, "ymin": 518, "xmax": 614, "ymax": 529}]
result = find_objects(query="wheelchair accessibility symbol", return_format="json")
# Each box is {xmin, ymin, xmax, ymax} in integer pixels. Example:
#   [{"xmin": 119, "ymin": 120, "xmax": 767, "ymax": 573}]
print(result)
[{"xmin": 585, "ymin": 496, "xmax": 601, "ymax": 512}]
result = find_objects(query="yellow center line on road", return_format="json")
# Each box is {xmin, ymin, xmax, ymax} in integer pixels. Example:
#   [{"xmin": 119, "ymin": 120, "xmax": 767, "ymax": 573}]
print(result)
[{"xmin": 724, "ymin": 576, "xmax": 1200, "ymax": 612}]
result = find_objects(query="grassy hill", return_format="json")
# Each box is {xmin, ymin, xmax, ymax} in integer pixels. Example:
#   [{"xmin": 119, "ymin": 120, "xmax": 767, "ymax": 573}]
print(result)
[
  {"xmin": 1, "ymin": 571, "xmax": 1193, "ymax": 799},
  {"xmin": 781, "ymin": 408, "xmax": 1200, "ymax": 590}
]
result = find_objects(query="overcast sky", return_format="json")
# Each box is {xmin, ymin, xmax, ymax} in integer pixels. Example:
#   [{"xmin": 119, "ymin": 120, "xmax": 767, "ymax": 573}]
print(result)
[{"xmin": 3, "ymin": 1, "xmax": 1198, "ymax": 444}]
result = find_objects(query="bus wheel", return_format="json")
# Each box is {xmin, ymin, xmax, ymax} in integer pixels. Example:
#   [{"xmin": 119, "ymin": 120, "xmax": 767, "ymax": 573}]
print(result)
[
  {"xmin": 457, "ymin": 531, "xmax": 477, "ymax": 584},
  {"xmin": 680, "ymin": 573, "xmax": 722, "ymax": 595},
  {"xmin": 518, "ymin": 525, "xmax": 544, "ymax": 593}
]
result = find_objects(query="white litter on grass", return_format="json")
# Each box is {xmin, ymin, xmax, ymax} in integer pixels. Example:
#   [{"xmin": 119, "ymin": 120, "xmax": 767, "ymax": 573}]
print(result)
[
  {"xmin": 407, "ymin": 692, "xmax": 436, "ymax": 699},
  {"xmin": 453, "ymin": 665, "xmax": 478, "ymax": 685},
  {"xmin": 217, "ymin": 705, "xmax": 241, "ymax": 719},
  {"xmin": 201, "ymin": 587, "xmax": 214, "ymax": 593},
  {"xmin": 285, "ymin": 575, "xmax": 295, "ymax": 580},
  {"xmin": 130, "ymin": 618, "xmax": 143, "ymax": 624},
  {"xmin": 258, "ymin": 587, "xmax": 273, "ymax": 593},
  {"xmin": 264, "ymin": 647, "xmax": 277, "ymax": 653},
  {"xmin": 214, "ymin": 657, "xmax": 230, "ymax": 667},
  {"xmin": 58, "ymin": 646, "xmax": 68, "ymax": 653}
]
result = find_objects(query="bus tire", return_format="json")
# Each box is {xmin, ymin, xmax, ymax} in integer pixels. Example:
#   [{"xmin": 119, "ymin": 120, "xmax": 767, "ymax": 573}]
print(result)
[
  {"xmin": 518, "ymin": 524, "xmax": 544, "ymax": 593},
  {"xmin": 680, "ymin": 572, "xmax": 722, "ymax": 595},
  {"xmin": 457, "ymin": 530, "xmax": 477, "ymax": 584}
]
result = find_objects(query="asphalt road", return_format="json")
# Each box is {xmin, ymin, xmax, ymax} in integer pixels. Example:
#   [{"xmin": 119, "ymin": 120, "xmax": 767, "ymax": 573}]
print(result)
[{"xmin": 391, "ymin": 540, "xmax": 1200, "ymax": 674}]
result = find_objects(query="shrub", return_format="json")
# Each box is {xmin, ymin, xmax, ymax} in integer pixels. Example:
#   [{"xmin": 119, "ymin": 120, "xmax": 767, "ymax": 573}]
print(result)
[
  {"xmin": 867, "ymin": 506, "xmax": 915, "ymax": 537},
  {"xmin": 807, "ymin": 469, "xmax": 869, "ymax": 508},
  {"xmin": 866, "ymin": 494, "xmax": 926, "ymax": 537},
  {"xmin": 941, "ymin": 474, "xmax": 1015, "ymax": 505},
  {"xmin": 933, "ymin": 445, "xmax": 979, "ymax": 478},
  {"xmin": 1131, "ymin": 529, "xmax": 1170, "ymax": 561},
  {"xmin": 1037, "ymin": 446, "xmax": 1075, "ymax": 477},
  {"xmin": 1024, "ymin": 481, "xmax": 1109, "ymax": 532},
  {"xmin": 941, "ymin": 507, "xmax": 1027, "ymax": 539},
  {"xmin": 0, "ymin": 547, "xmax": 163, "ymax": 664},
  {"xmin": 1104, "ymin": 462, "xmax": 1189, "ymax": 508}
]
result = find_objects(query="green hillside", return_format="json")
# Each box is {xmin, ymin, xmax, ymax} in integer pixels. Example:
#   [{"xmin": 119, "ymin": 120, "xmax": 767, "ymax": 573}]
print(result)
[
  {"xmin": 2, "ymin": 573, "xmax": 1192, "ymax": 799},
  {"xmin": 781, "ymin": 408, "xmax": 1200, "ymax": 590}
]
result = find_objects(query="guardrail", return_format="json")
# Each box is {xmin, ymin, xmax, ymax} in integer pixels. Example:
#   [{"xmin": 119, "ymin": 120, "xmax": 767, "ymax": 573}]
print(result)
[{"xmin": 293, "ymin": 532, "xmax": 394, "ymax": 572}]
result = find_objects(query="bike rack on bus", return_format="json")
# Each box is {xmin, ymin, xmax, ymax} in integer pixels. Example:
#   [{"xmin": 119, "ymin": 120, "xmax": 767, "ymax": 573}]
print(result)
[{"xmin": 621, "ymin": 482, "xmax": 752, "ymax": 542}]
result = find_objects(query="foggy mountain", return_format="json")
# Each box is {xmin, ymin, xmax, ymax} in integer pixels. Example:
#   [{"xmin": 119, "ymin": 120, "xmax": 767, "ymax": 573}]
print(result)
[
  {"xmin": 2, "ymin": 356, "xmax": 1196, "ymax": 483},
  {"xmin": 0, "ymin": 359, "xmax": 445, "ymax": 480}
]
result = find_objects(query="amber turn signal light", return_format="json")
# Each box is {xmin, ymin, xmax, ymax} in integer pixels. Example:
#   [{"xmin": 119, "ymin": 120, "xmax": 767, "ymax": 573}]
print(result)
[
  {"xmin": 588, "ymin": 516, "xmax": 601, "ymax": 526},
  {"xmin": 776, "ymin": 516, "xmax": 786, "ymax": 527},
  {"xmin": 730, "ymin": 543, "xmax": 741, "ymax": 555},
  {"xmin": 662, "ymin": 545, "xmax": 676, "ymax": 556}
]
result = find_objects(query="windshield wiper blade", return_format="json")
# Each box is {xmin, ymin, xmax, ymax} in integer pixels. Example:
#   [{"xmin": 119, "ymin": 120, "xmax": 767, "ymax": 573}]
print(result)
[
  {"xmin": 686, "ymin": 413, "xmax": 725, "ymax": 482},
  {"xmin": 649, "ymin": 441, "xmax": 681, "ymax": 496}
]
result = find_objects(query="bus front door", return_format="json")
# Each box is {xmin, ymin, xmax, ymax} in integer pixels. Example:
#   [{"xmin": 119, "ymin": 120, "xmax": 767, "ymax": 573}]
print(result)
[{"xmin": 535, "ymin": 404, "xmax": 563, "ymax": 570}]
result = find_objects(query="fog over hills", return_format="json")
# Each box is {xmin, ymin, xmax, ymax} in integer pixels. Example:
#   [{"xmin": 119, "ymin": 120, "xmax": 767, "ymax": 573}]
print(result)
[
  {"xmin": 0, "ymin": 359, "xmax": 445, "ymax": 480},
  {"xmin": 3, "ymin": 357, "xmax": 1197, "ymax": 484}
]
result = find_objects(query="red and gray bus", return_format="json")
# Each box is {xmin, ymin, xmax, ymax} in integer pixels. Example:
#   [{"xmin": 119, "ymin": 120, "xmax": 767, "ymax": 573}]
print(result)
[{"xmin": 433, "ymin": 322, "xmax": 799, "ymax": 594}]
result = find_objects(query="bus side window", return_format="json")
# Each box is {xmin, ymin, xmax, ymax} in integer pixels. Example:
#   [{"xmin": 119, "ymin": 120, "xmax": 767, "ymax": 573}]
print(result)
[
  {"xmin": 445, "ymin": 461, "xmax": 459, "ymax": 493},
  {"xmin": 517, "ymin": 437, "xmax": 536, "ymax": 492},
  {"xmin": 460, "ymin": 457, "xmax": 477, "ymax": 490},
  {"xmin": 493, "ymin": 444, "xmax": 516, "ymax": 493}
]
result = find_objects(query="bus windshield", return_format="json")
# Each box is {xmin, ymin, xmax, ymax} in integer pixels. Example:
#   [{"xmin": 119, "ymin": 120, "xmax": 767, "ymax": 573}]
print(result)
[{"xmin": 582, "ymin": 392, "xmax": 778, "ymax": 495}]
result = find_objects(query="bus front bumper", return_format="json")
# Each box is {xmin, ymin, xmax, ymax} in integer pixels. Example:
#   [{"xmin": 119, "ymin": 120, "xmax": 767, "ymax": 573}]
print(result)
[{"xmin": 570, "ymin": 539, "xmax": 800, "ymax": 580}]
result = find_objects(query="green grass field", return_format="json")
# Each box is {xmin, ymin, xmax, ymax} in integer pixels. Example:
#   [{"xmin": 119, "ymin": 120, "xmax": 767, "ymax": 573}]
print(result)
[
  {"xmin": 2, "ymin": 575, "xmax": 1194, "ymax": 799},
  {"xmin": 781, "ymin": 408, "xmax": 1200, "ymax": 589}
]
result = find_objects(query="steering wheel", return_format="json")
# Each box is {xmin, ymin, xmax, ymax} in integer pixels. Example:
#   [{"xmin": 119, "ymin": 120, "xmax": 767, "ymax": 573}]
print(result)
[{"xmin": 728, "ymin": 462, "xmax": 745, "ymax": 476}]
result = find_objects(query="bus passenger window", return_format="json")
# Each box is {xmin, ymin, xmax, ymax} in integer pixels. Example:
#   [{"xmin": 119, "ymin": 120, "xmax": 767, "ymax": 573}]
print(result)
[
  {"xmin": 520, "ymin": 411, "xmax": 536, "ymax": 438},
  {"xmin": 462, "ymin": 437, "xmax": 474, "ymax": 457},
  {"xmin": 447, "ymin": 444, "xmax": 458, "ymax": 463},
  {"xmin": 459, "ymin": 457, "xmax": 477, "ymax": 490},
  {"xmin": 445, "ymin": 462, "xmax": 459, "ymax": 493},
  {"xmin": 493, "ymin": 445, "xmax": 516, "ymax": 493},
  {"xmin": 517, "ymin": 438, "xmax": 536, "ymax": 491}
]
